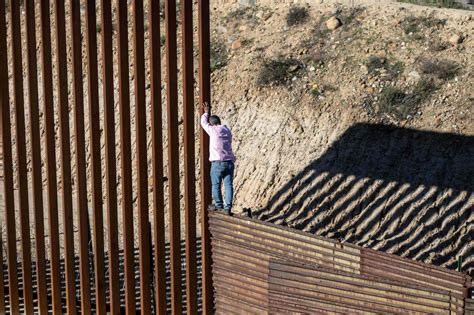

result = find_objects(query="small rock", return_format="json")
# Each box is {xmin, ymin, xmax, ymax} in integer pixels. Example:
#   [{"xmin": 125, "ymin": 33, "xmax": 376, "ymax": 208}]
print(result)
[
  {"xmin": 239, "ymin": 0, "xmax": 256, "ymax": 7},
  {"xmin": 407, "ymin": 71, "xmax": 421, "ymax": 83},
  {"xmin": 216, "ymin": 25, "xmax": 227, "ymax": 33},
  {"xmin": 326, "ymin": 16, "xmax": 342, "ymax": 30},
  {"xmin": 231, "ymin": 39, "xmax": 241, "ymax": 50},
  {"xmin": 239, "ymin": 25, "xmax": 248, "ymax": 31},
  {"xmin": 262, "ymin": 12, "xmax": 273, "ymax": 21},
  {"xmin": 309, "ymin": 66, "xmax": 316, "ymax": 72},
  {"xmin": 448, "ymin": 33, "xmax": 463, "ymax": 45},
  {"xmin": 288, "ymin": 65, "xmax": 299, "ymax": 73},
  {"xmin": 361, "ymin": 64, "xmax": 369, "ymax": 74}
]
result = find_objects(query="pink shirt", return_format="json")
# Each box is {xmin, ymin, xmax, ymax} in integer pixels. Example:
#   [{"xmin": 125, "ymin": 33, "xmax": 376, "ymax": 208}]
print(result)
[{"xmin": 201, "ymin": 113, "xmax": 236, "ymax": 162}]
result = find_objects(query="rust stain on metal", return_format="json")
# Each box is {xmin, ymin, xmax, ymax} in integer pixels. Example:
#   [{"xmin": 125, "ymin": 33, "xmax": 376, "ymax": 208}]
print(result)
[{"xmin": 210, "ymin": 211, "xmax": 470, "ymax": 313}]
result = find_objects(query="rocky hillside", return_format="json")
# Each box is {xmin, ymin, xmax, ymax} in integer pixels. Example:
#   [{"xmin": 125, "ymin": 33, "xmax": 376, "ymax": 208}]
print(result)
[{"xmin": 209, "ymin": 1, "xmax": 473, "ymax": 274}]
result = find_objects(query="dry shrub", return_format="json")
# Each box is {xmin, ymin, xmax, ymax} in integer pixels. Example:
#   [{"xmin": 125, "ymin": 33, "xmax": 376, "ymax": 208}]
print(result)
[
  {"xmin": 257, "ymin": 58, "xmax": 303, "ymax": 86},
  {"xmin": 287, "ymin": 6, "xmax": 309, "ymax": 27},
  {"xmin": 420, "ymin": 59, "xmax": 460, "ymax": 80},
  {"xmin": 378, "ymin": 79, "xmax": 437, "ymax": 120}
]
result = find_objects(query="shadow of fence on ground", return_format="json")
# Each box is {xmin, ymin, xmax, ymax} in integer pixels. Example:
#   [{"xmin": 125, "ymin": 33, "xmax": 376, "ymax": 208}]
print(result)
[{"xmin": 255, "ymin": 123, "xmax": 474, "ymax": 275}]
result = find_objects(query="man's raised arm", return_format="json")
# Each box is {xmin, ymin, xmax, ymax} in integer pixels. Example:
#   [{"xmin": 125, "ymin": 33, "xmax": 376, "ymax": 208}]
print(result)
[{"xmin": 200, "ymin": 102, "xmax": 212, "ymax": 135}]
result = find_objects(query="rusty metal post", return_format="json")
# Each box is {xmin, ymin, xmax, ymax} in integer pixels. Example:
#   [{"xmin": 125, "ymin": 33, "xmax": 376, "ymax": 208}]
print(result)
[
  {"xmin": 198, "ymin": 0, "xmax": 213, "ymax": 312},
  {"xmin": 165, "ymin": 0, "xmax": 182, "ymax": 313},
  {"xmin": 116, "ymin": 0, "xmax": 136, "ymax": 312},
  {"xmin": 39, "ymin": 0, "xmax": 62, "ymax": 312},
  {"xmin": 85, "ymin": 0, "xmax": 106, "ymax": 313},
  {"xmin": 0, "ymin": 2, "xmax": 19, "ymax": 312},
  {"xmin": 181, "ymin": 0, "xmax": 198, "ymax": 313},
  {"xmin": 70, "ymin": 0, "xmax": 92, "ymax": 312},
  {"xmin": 149, "ymin": 0, "xmax": 167, "ymax": 313},
  {"xmin": 25, "ymin": 0, "xmax": 48, "ymax": 313},
  {"xmin": 9, "ymin": 0, "xmax": 34, "ymax": 312},
  {"xmin": 54, "ymin": 0, "xmax": 77, "ymax": 312},
  {"xmin": 100, "ymin": 0, "xmax": 120, "ymax": 313},
  {"xmin": 132, "ymin": 0, "xmax": 152, "ymax": 312}
]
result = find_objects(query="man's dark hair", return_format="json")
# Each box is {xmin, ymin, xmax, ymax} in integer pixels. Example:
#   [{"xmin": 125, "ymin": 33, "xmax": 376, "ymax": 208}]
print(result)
[{"xmin": 209, "ymin": 115, "xmax": 221, "ymax": 126}]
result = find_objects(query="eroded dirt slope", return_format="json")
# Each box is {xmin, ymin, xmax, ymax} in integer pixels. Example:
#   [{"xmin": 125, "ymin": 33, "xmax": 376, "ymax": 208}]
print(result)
[{"xmin": 210, "ymin": 1, "xmax": 473, "ymax": 274}]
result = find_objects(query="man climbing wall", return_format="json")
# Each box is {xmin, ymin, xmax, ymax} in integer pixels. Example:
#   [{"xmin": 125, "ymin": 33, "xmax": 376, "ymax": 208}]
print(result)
[{"xmin": 200, "ymin": 102, "xmax": 236, "ymax": 214}]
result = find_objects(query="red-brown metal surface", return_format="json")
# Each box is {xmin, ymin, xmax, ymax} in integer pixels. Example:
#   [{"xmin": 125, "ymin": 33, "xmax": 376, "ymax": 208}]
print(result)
[
  {"xmin": 85, "ymin": 1, "xmax": 106, "ymax": 313},
  {"xmin": 210, "ymin": 210, "xmax": 468, "ymax": 301},
  {"xmin": 54, "ymin": 0, "xmax": 77, "ymax": 312},
  {"xmin": 116, "ymin": 0, "xmax": 136, "ymax": 312},
  {"xmin": 39, "ymin": 0, "xmax": 62, "ymax": 312},
  {"xmin": 361, "ymin": 249, "xmax": 466, "ymax": 297},
  {"xmin": 198, "ymin": 0, "xmax": 213, "ymax": 313},
  {"xmin": 9, "ymin": 0, "xmax": 34, "ymax": 313},
  {"xmin": 165, "ymin": 0, "xmax": 182, "ymax": 313},
  {"xmin": 25, "ymin": 0, "xmax": 48, "ymax": 313},
  {"xmin": 466, "ymin": 299, "xmax": 474, "ymax": 314},
  {"xmin": 268, "ymin": 260, "xmax": 461, "ymax": 314},
  {"xmin": 182, "ymin": 0, "xmax": 198, "ymax": 313},
  {"xmin": 70, "ymin": 0, "xmax": 92, "ymax": 312},
  {"xmin": 132, "ymin": 0, "xmax": 151, "ymax": 312},
  {"xmin": 149, "ymin": 0, "xmax": 167, "ymax": 312},
  {"xmin": 0, "ymin": 5, "xmax": 17, "ymax": 305},
  {"xmin": 209, "ymin": 211, "xmax": 469, "ymax": 313},
  {"xmin": 100, "ymin": 0, "xmax": 120, "ymax": 313}
]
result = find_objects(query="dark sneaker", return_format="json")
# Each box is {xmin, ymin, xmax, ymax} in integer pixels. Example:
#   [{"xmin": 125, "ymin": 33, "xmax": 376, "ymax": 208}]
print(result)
[
  {"xmin": 208, "ymin": 204, "xmax": 223, "ymax": 212},
  {"xmin": 243, "ymin": 208, "xmax": 252, "ymax": 218}
]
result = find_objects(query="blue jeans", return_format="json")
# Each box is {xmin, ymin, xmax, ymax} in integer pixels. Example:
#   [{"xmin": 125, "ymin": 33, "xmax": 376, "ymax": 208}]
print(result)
[{"xmin": 210, "ymin": 161, "xmax": 234, "ymax": 210}]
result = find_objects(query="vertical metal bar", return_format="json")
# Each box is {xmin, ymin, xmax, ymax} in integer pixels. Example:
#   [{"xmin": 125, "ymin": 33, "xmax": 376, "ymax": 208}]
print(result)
[
  {"xmin": 85, "ymin": 1, "xmax": 106, "ymax": 313},
  {"xmin": 0, "ymin": 1, "xmax": 19, "ymax": 313},
  {"xmin": 181, "ymin": 0, "xmax": 197, "ymax": 313},
  {"xmin": 100, "ymin": 0, "xmax": 120, "ymax": 313},
  {"xmin": 9, "ymin": 0, "xmax": 34, "ymax": 312},
  {"xmin": 132, "ymin": 0, "xmax": 151, "ymax": 313},
  {"xmin": 70, "ymin": 0, "xmax": 92, "ymax": 312},
  {"xmin": 165, "ymin": 0, "xmax": 182, "ymax": 313},
  {"xmin": 0, "ymin": 2, "xmax": 18, "ymax": 313},
  {"xmin": 25, "ymin": 0, "xmax": 48, "ymax": 313},
  {"xmin": 149, "ymin": 0, "xmax": 166, "ymax": 313},
  {"xmin": 116, "ymin": 0, "xmax": 135, "ymax": 312},
  {"xmin": 39, "ymin": 0, "xmax": 62, "ymax": 312},
  {"xmin": 0, "ymin": 13, "xmax": 19, "ymax": 302},
  {"xmin": 54, "ymin": 0, "xmax": 77, "ymax": 312},
  {"xmin": 198, "ymin": 0, "xmax": 213, "ymax": 312}
]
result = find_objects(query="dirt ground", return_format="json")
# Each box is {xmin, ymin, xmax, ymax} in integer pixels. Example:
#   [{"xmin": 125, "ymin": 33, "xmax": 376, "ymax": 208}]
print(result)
[{"xmin": 1, "ymin": 0, "xmax": 473, "ymax": 274}]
